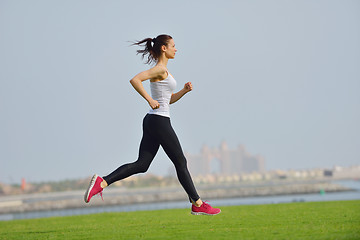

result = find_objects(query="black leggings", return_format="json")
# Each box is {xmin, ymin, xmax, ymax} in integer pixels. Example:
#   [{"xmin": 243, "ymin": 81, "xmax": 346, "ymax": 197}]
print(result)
[{"xmin": 103, "ymin": 114, "xmax": 200, "ymax": 202}]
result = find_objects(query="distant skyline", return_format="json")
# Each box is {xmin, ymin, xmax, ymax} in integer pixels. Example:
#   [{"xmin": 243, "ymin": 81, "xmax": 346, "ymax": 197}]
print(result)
[
  {"xmin": 1, "ymin": 0, "xmax": 359, "ymax": 183},
  {"xmin": 185, "ymin": 141, "xmax": 265, "ymax": 177}
]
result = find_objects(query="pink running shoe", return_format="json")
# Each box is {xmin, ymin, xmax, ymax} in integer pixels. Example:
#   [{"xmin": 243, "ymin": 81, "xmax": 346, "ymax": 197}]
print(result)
[
  {"xmin": 84, "ymin": 174, "xmax": 104, "ymax": 203},
  {"xmin": 191, "ymin": 201, "xmax": 221, "ymax": 215}
]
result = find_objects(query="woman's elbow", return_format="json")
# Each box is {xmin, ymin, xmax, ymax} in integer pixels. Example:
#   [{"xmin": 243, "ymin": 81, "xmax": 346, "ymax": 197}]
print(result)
[{"xmin": 129, "ymin": 78, "xmax": 137, "ymax": 85}]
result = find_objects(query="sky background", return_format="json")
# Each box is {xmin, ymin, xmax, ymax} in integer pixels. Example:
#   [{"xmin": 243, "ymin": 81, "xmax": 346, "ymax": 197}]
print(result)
[{"xmin": 1, "ymin": 0, "xmax": 359, "ymax": 184}]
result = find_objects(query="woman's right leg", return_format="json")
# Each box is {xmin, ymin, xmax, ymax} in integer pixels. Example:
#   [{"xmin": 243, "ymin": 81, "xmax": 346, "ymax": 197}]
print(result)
[
  {"xmin": 103, "ymin": 116, "xmax": 160, "ymax": 185},
  {"xmin": 85, "ymin": 115, "xmax": 160, "ymax": 203}
]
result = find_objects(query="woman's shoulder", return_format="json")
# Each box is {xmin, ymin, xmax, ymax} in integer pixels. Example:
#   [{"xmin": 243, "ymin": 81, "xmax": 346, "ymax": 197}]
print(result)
[
  {"xmin": 149, "ymin": 65, "xmax": 168, "ymax": 82},
  {"xmin": 151, "ymin": 65, "xmax": 167, "ymax": 74}
]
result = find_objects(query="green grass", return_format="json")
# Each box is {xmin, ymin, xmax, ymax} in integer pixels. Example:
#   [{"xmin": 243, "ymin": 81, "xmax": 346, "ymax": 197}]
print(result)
[{"xmin": 0, "ymin": 200, "xmax": 359, "ymax": 240}]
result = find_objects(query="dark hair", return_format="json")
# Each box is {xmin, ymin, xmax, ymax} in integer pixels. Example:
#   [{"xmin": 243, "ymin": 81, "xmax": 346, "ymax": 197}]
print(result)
[{"xmin": 132, "ymin": 34, "xmax": 173, "ymax": 64}]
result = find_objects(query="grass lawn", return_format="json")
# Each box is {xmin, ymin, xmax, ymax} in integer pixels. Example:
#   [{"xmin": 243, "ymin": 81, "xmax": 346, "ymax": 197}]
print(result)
[{"xmin": 0, "ymin": 200, "xmax": 359, "ymax": 240}]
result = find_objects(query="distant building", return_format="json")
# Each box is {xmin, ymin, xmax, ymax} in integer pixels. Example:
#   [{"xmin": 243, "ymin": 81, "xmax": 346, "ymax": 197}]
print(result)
[
  {"xmin": 323, "ymin": 170, "xmax": 333, "ymax": 177},
  {"xmin": 185, "ymin": 142, "xmax": 265, "ymax": 176}
]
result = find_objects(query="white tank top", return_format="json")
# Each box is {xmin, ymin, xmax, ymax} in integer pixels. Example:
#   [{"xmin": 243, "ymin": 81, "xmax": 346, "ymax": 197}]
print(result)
[{"xmin": 148, "ymin": 71, "xmax": 176, "ymax": 118}]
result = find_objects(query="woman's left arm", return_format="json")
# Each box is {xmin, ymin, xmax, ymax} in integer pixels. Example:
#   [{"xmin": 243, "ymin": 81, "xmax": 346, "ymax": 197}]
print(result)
[{"xmin": 170, "ymin": 82, "xmax": 193, "ymax": 104}]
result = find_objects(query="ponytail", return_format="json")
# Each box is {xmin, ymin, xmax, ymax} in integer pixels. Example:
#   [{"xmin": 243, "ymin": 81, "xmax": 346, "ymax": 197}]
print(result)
[{"xmin": 132, "ymin": 34, "xmax": 173, "ymax": 64}]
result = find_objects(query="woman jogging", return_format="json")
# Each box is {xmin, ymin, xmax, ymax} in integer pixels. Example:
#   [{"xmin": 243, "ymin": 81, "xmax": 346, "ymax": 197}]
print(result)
[{"xmin": 84, "ymin": 34, "xmax": 221, "ymax": 215}]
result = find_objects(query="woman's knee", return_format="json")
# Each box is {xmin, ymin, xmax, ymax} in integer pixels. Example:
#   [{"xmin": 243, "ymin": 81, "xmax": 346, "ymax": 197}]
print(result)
[
  {"xmin": 129, "ymin": 160, "xmax": 150, "ymax": 174},
  {"xmin": 172, "ymin": 155, "xmax": 188, "ymax": 170}
]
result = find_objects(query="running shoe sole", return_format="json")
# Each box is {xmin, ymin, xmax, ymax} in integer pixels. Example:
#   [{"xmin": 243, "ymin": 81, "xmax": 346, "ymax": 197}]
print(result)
[
  {"xmin": 191, "ymin": 209, "xmax": 221, "ymax": 216},
  {"xmin": 84, "ymin": 174, "xmax": 99, "ymax": 203}
]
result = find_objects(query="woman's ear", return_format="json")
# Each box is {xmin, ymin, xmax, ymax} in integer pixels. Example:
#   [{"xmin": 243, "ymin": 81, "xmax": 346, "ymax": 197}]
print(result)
[{"xmin": 161, "ymin": 45, "xmax": 167, "ymax": 52}]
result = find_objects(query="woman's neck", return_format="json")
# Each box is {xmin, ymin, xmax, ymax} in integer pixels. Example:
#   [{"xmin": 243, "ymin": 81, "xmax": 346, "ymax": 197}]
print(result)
[{"xmin": 157, "ymin": 56, "xmax": 168, "ymax": 67}]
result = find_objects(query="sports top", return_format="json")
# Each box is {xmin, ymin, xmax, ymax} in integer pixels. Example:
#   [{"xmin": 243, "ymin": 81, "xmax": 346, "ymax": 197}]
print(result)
[{"xmin": 148, "ymin": 70, "xmax": 176, "ymax": 118}]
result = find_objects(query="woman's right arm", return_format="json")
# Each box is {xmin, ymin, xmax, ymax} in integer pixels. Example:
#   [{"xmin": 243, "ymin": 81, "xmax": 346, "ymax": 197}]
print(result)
[{"xmin": 129, "ymin": 66, "xmax": 166, "ymax": 109}]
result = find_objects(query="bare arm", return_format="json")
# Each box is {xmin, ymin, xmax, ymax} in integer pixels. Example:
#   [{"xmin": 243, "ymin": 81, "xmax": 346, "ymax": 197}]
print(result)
[
  {"xmin": 170, "ymin": 82, "xmax": 193, "ymax": 104},
  {"xmin": 130, "ymin": 66, "xmax": 167, "ymax": 109}
]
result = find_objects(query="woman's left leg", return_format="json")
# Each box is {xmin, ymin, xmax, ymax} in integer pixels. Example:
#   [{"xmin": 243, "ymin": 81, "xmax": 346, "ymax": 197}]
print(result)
[
  {"xmin": 154, "ymin": 117, "xmax": 200, "ymax": 203},
  {"xmin": 157, "ymin": 123, "xmax": 222, "ymax": 215}
]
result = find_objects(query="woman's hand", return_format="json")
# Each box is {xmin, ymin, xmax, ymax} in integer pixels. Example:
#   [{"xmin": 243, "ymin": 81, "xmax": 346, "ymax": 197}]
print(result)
[
  {"xmin": 149, "ymin": 99, "xmax": 160, "ymax": 110},
  {"xmin": 170, "ymin": 82, "xmax": 193, "ymax": 104},
  {"xmin": 184, "ymin": 82, "xmax": 193, "ymax": 93}
]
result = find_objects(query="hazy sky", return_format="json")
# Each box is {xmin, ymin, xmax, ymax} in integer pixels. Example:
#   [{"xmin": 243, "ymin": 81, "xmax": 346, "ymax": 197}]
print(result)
[{"xmin": 1, "ymin": 0, "xmax": 359, "ymax": 183}]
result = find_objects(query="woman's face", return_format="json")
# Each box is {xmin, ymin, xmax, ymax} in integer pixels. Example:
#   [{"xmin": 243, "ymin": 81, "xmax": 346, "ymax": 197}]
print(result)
[{"xmin": 163, "ymin": 39, "xmax": 177, "ymax": 59}]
